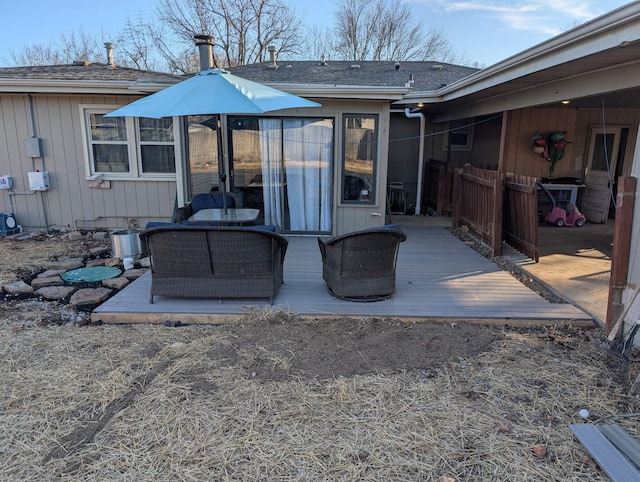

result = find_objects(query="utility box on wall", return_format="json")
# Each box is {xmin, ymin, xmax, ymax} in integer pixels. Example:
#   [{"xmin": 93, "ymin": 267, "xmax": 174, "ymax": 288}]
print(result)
[
  {"xmin": 28, "ymin": 171, "xmax": 50, "ymax": 191},
  {"xmin": 24, "ymin": 137, "xmax": 42, "ymax": 158},
  {"xmin": 0, "ymin": 175, "xmax": 12, "ymax": 189}
]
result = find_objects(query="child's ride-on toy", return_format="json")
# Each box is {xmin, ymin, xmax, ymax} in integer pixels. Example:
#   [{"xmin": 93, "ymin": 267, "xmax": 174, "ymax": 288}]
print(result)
[{"xmin": 537, "ymin": 182, "xmax": 586, "ymax": 227}]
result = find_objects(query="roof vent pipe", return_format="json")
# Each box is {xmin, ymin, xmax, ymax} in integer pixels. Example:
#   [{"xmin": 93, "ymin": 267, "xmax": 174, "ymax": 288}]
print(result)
[
  {"xmin": 405, "ymin": 108, "xmax": 426, "ymax": 215},
  {"xmin": 267, "ymin": 45, "xmax": 278, "ymax": 69},
  {"xmin": 194, "ymin": 34, "xmax": 215, "ymax": 71},
  {"xmin": 104, "ymin": 42, "xmax": 115, "ymax": 68},
  {"xmin": 405, "ymin": 74, "xmax": 415, "ymax": 88}
]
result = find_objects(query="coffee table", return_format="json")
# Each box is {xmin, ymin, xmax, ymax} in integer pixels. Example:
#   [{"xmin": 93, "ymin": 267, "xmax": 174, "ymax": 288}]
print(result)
[{"xmin": 188, "ymin": 208, "xmax": 260, "ymax": 226}]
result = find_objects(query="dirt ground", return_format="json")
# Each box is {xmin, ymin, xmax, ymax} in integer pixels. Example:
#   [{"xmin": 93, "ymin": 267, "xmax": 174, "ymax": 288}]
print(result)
[
  {"xmin": 207, "ymin": 314, "xmax": 501, "ymax": 381},
  {"xmin": 2, "ymin": 229, "xmax": 640, "ymax": 480}
]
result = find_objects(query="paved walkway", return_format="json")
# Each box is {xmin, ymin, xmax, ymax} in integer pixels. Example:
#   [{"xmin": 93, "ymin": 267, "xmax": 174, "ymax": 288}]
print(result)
[{"xmin": 504, "ymin": 221, "xmax": 613, "ymax": 326}]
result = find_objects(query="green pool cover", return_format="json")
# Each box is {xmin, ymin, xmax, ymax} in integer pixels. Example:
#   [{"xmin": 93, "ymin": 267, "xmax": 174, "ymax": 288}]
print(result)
[{"xmin": 61, "ymin": 266, "xmax": 122, "ymax": 283}]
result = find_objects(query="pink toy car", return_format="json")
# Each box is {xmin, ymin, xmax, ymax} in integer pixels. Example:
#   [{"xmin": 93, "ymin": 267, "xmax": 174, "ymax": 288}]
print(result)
[{"xmin": 537, "ymin": 182, "xmax": 587, "ymax": 227}]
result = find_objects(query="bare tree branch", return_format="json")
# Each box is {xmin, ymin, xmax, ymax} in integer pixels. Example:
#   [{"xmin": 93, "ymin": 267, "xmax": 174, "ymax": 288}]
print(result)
[
  {"xmin": 156, "ymin": 0, "xmax": 303, "ymax": 68},
  {"xmin": 334, "ymin": 0, "xmax": 458, "ymax": 62}
]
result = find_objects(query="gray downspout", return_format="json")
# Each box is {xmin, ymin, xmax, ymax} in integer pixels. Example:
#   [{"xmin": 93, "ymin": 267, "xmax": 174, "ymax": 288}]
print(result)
[{"xmin": 404, "ymin": 108, "xmax": 425, "ymax": 215}]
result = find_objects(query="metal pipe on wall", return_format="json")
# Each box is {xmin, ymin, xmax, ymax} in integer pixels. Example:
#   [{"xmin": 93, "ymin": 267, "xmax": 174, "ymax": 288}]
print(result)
[
  {"xmin": 404, "ymin": 108, "xmax": 425, "ymax": 215},
  {"xmin": 26, "ymin": 94, "xmax": 50, "ymax": 233}
]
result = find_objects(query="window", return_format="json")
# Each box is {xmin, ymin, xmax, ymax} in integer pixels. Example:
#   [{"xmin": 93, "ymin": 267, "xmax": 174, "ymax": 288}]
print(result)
[
  {"xmin": 445, "ymin": 119, "xmax": 474, "ymax": 151},
  {"xmin": 81, "ymin": 106, "xmax": 177, "ymax": 180},
  {"xmin": 342, "ymin": 114, "xmax": 377, "ymax": 204}
]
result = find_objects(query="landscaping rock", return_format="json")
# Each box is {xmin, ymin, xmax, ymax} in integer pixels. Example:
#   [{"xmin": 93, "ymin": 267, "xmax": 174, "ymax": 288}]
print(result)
[
  {"xmin": 4, "ymin": 280, "xmax": 35, "ymax": 295},
  {"xmin": 92, "ymin": 232, "xmax": 108, "ymax": 241},
  {"xmin": 86, "ymin": 258, "xmax": 107, "ymax": 267},
  {"xmin": 89, "ymin": 246, "xmax": 110, "ymax": 257},
  {"xmin": 31, "ymin": 276, "xmax": 65, "ymax": 289},
  {"xmin": 37, "ymin": 269, "xmax": 66, "ymax": 278},
  {"xmin": 69, "ymin": 287, "xmax": 112, "ymax": 307},
  {"xmin": 105, "ymin": 258, "xmax": 122, "ymax": 267},
  {"xmin": 60, "ymin": 231, "xmax": 84, "ymax": 240},
  {"xmin": 102, "ymin": 276, "xmax": 130, "ymax": 290},
  {"xmin": 139, "ymin": 257, "xmax": 151, "ymax": 268},
  {"xmin": 10, "ymin": 231, "xmax": 46, "ymax": 241},
  {"xmin": 122, "ymin": 268, "xmax": 148, "ymax": 280},
  {"xmin": 45, "ymin": 257, "xmax": 85, "ymax": 271},
  {"xmin": 36, "ymin": 286, "xmax": 76, "ymax": 300}
]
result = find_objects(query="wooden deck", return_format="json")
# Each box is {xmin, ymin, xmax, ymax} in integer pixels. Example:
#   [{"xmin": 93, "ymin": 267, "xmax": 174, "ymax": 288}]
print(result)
[{"xmin": 92, "ymin": 222, "xmax": 592, "ymax": 324}]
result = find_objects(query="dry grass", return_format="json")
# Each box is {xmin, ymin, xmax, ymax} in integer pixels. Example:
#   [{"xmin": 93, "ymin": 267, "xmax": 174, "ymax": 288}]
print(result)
[
  {"xmin": 2, "ymin": 312, "xmax": 640, "ymax": 481},
  {"xmin": 2, "ymin": 233, "xmax": 640, "ymax": 480},
  {"xmin": 0, "ymin": 231, "xmax": 91, "ymax": 286}
]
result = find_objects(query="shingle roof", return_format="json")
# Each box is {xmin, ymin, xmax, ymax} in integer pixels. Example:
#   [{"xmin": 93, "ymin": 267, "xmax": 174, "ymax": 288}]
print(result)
[
  {"xmin": 228, "ymin": 60, "xmax": 479, "ymax": 91},
  {"xmin": 0, "ymin": 60, "xmax": 478, "ymax": 94},
  {"xmin": 0, "ymin": 62, "xmax": 182, "ymax": 83}
]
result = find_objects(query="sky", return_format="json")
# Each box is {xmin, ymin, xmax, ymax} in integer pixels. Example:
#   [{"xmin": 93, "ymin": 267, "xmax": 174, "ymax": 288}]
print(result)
[{"xmin": 0, "ymin": 0, "xmax": 634, "ymax": 68}]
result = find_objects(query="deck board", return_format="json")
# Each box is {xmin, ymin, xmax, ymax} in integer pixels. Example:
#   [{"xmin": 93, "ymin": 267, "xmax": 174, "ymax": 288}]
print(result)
[{"xmin": 92, "ymin": 224, "xmax": 592, "ymax": 324}]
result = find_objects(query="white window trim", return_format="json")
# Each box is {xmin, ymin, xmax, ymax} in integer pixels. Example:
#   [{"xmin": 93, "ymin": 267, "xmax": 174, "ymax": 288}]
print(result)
[
  {"xmin": 444, "ymin": 119, "xmax": 474, "ymax": 152},
  {"xmin": 79, "ymin": 104, "xmax": 178, "ymax": 181}
]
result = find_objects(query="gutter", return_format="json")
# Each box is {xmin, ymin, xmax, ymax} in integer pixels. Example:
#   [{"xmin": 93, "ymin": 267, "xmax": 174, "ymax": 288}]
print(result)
[
  {"xmin": 0, "ymin": 78, "xmax": 175, "ymax": 95},
  {"xmin": 404, "ymin": 108, "xmax": 425, "ymax": 215},
  {"xmin": 265, "ymin": 83, "xmax": 410, "ymax": 101}
]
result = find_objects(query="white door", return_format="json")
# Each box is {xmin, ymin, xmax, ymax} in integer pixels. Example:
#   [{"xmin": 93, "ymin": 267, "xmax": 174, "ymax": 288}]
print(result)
[{"xmin": 581, "ymin": 126, "xmax": 621, "ymax": 224}]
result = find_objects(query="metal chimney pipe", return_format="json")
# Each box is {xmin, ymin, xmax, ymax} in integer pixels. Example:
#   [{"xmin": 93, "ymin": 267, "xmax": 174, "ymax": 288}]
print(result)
[
  {"xmin": 267, "ymin": 45, "xmax": 278, "ymax": 70},
  {"xmin": 194, "ymin": 35, "xmax": 215, "ymax": 71},
  {"xmin": 104, "ymin": 42, "xmax": 115, "ymax": 68}
]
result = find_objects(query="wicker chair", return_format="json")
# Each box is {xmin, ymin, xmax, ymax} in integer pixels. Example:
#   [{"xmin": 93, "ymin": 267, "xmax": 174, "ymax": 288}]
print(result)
[
  {"xmin": 317, "ymin": 227, "xmax": 407, "ymax": 300},
  {"xmin": 140, "ymin": 226, "xmax": 288, "ymax": 304}
]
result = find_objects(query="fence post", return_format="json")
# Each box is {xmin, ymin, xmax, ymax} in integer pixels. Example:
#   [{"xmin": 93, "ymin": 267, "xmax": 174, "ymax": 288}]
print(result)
[
  {"xmin": 490, "ymin": 172, "xmax": 504, "ymax": 257},
  {"xmin": 606, "ymin": 176, "xmax": 636, "ymax": 333},
  {"xmin": 452, "ymin": 168, "xmax": 462, "ymax": 228}
]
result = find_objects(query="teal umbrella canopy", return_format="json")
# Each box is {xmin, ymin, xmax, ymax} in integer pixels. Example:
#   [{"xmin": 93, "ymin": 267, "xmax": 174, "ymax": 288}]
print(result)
[{"xmin": 105, "ymin": 69, "xmax": 320, "ymax": 118}]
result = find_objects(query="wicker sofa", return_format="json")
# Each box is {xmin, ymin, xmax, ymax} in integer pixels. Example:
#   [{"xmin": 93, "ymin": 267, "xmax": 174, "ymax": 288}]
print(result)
[
  {"xmin": 140, "ymin": 226, "xmax": 288, "ymax": 303},
  {"xmin": 318, "ymin": 226, "xmax": 407, "ymax": 300}
]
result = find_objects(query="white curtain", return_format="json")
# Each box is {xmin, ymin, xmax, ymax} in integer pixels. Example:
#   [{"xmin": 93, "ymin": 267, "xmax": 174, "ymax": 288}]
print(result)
[
  {"xmin": 258, "ymin": 119, "xmax": 283, "ymax": 229},
  {"xmin": 283, "ymin": 118, "xmax": 333, "ymax": 231}
]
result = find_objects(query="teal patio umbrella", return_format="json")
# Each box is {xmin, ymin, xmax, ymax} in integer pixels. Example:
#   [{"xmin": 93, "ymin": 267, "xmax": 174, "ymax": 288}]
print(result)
[{"xmin": 106, "ymin": 68, "xmax": 321, "ymax": 211}]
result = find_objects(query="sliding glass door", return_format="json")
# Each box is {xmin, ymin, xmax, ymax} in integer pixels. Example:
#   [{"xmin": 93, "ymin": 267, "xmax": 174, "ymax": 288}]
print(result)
[{"xmin": 230, "ymin": 116, "xmax": 334, "ymax": 234}]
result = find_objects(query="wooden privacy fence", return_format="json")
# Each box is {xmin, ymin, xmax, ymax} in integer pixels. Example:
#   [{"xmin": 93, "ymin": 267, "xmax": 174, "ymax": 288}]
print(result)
[
  {"xmin": 453, "ymin": 165, "xmax": 504, "ymax": 257},
  {"xmin": 426, "ymin": 163, "xmax": 539, "ymax": 261},
  {"xmin": 504, "ymin": 173, "xmax": 539, "ymax": 261}
]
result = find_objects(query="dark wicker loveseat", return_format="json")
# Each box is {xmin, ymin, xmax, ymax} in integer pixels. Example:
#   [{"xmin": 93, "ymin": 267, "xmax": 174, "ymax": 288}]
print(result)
[
  {"xmin": 140, "ymin": 226, "xmax": 288, "ymax": 303},
  {"xmin": 317, "ymin": 226, "xmax": 407, "ymax": 300}
]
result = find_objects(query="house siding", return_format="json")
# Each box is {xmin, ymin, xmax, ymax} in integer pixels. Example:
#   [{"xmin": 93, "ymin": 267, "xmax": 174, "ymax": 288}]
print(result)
[
  {"xmin": 388, "ymin": 112, "xmax": 421, "ymax": 210},
  {"xmin": 1, "ymin": 94, "xmax": 390, "ymax": 234},
  {"xmin": 0, "ymin": 93, "xmax": 177, "ymax": 231},
  {"xmin": 427, "ymin": 115, "xmax": 502, "ymax": 170},
  {"xmin": 504, "ymin": 107, "xmax": 578, "ymax": 179},
  {"xmin": 330, "ymin": 100, "xmax": 391, "ymax": 234},
  {"xmin": 573, "ymin": 108, "xmax": 640, "ymax": 178}
]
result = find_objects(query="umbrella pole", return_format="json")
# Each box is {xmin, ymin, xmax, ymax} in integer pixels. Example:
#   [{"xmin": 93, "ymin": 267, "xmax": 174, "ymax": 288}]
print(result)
[{"xmin": 216, "ymin": 115, "xmax": 228, "ymax": 214}]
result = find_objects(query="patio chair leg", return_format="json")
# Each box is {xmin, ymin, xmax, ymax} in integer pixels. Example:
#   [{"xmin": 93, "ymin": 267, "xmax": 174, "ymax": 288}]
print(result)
[{"xmin": 150, "ymin": 294, "xmax": 154, "ymax": 304}]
